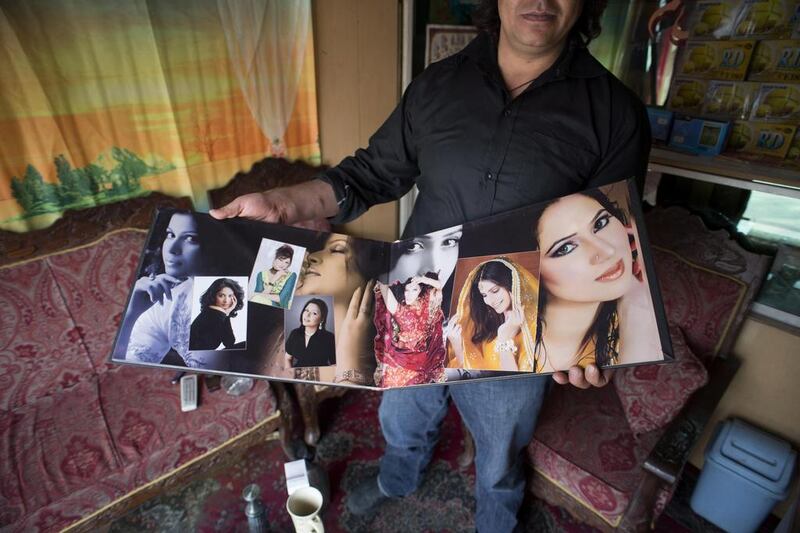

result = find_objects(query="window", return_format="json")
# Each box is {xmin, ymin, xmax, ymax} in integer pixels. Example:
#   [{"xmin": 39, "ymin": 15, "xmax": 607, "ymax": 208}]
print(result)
[{"xmin": 737, "ymin": 191, "xmax": 800, "ymax": 247}]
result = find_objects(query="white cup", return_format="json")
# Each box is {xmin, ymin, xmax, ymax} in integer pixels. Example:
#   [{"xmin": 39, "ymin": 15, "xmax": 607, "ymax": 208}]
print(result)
[{"xmin": 286, "ymin": 486, "xmax": 325, "ymax": 533}]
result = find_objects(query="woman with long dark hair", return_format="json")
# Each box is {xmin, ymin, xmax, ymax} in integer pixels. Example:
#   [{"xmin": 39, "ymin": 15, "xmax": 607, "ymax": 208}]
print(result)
[
  {"xmin": 530, "ymin": 187, "xmax": 653, "ymax": 371},
  {"xmin": 447, "ymin": 259, "xmax": 539, "ymax": 371},
  {"xmin": 373, "ymin": 272, "xmax": 445, "ymax": 387},
  {"xmin": 189, "ymin": 278, "xmax": 245, "ymax": 350},
  {"xmin": 114, "ymin": 210, "xmax": 232, "ymax": 365},
  {"xmin": 285, "ymin": 298, "xmax": 336, "ymax": 368}
]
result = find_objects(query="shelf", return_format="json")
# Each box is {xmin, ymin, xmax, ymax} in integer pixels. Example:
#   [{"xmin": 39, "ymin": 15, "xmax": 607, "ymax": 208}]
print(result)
[{"xmin": 648, "ymin": 147, "xmax": 800, "ymax": 199}]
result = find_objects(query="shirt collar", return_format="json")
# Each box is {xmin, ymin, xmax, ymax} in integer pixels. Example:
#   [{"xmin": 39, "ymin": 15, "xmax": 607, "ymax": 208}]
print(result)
[{"xmin": 460, "ymin": 31, "xmax": 607, "ymax": 80}]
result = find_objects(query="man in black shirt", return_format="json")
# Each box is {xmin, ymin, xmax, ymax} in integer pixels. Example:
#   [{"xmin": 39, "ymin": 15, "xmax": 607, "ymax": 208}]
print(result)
[{"xmin": 212, "ymin": 0, "xmax": 650, "ymax": 530}]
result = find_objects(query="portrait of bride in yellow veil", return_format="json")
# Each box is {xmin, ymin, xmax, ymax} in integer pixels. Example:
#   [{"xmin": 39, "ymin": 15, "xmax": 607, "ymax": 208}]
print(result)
[{"xmin": 446, "ymin": 256, "xmax": 540, "ymax": 372}]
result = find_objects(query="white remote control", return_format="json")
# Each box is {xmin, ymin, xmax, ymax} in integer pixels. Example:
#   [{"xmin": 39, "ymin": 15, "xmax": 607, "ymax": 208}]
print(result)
[{"xmin": 180, "ymin": 374, "xmax": 198, "ymax": 412}]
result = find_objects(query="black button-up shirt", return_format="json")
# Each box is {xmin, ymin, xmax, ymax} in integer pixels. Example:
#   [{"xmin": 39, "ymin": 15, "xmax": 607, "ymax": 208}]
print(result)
[{"xmin": 321, "ymin": 32, "xmax": 650, "ymax": 239}]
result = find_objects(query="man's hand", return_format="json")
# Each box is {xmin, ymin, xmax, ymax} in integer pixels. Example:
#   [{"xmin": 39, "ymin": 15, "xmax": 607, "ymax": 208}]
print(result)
[
  {"xmin": 552, "ymin": 364, "xmax": 613, "ymax": 389},
  {"xmin": 209, "ymin": 179, "xmax": 339, "ymax": 225}
]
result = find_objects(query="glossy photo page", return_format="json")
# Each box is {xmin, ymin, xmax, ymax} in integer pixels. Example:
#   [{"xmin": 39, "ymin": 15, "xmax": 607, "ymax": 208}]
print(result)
[{"xmin": 110, "ymin": 179, "xmax": 673, "ymax": 390}]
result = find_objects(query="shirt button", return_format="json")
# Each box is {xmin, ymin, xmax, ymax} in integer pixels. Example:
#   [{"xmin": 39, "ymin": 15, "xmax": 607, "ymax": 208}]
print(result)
[
  {"xmin": 504, "ymin": 109, "xmax": 511, "ymax": 117},
  {"xmin": 485, "ymin": 171, "xmax": 494, "ymax": 181}
]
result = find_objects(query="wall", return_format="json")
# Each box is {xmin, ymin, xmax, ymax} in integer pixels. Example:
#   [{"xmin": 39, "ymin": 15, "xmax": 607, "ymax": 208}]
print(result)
[
  {"xmin": 312, "ymin": 0, "xmax": 400, "ymax": 241},
  {"xmin": 689, "ymin": 317, "xmax": 800, "ymax": 517}
]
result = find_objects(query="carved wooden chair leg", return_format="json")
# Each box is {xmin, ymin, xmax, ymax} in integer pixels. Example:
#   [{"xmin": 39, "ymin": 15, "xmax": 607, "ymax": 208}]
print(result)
[
  {"xmin": 458, "ymin": 419, "xmax": 476, "ymax": 468},
  {"xmin": 272, "ymin": 382, "xmax": 300, "ymax": 459},
  {"xmin": 294, "ymin": 383, "xmax": 322, "ymax": 447}
]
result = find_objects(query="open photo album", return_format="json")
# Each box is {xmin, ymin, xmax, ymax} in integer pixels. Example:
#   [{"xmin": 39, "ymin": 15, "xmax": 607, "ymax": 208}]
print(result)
[{"xmin": 110, "ymin": 179, "xmax": 673, "ymax": 390}]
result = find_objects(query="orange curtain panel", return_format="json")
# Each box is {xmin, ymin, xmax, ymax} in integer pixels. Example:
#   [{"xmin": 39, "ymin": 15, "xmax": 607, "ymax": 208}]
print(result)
[{"xmin": 0, "ymin": 0, "xmax": 320, "ymax": 231}]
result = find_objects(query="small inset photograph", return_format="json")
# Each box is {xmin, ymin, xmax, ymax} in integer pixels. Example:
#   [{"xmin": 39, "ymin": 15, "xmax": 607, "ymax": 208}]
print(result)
[
  {"xmin": 373, "ymin": 272, "xmax": 447, "ymax": 388},
  {"xmin": 446, "ymin": 252, "xmax": 540, "ymax": 373},
  {"xmin": 249, "ymin": 239, "xmax": 305, "ymax": 309},
  {"xmin": 189, "ymin": 276, "xmax": 248, "ymax": 351},
  {"xmin": 284, "ymin": 294, "xmax": 336, "ymax": 368}
]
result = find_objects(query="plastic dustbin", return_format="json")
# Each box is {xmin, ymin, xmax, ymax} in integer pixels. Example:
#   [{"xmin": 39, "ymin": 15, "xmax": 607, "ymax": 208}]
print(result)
[{"xmin": 690, "ymin": 419, "xmax": 797, "ymax": 533}]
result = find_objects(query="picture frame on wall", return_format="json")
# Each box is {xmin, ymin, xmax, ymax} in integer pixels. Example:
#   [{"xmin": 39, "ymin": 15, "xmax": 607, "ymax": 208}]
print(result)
[{"xmin": 424, "ymin": 24, "xmax": 478, "ymax": 67}]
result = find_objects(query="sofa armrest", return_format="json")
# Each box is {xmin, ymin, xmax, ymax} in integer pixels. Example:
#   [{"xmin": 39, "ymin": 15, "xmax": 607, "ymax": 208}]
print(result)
[{"xmin": 643, "ymin": 356, "xmax": 740, "ymax": 485}]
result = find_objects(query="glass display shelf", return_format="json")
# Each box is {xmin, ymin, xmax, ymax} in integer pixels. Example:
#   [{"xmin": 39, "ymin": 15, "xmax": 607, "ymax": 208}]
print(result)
[{"xmin": 649, "ymin": 147, "xmax": 800, "ymax": 200}]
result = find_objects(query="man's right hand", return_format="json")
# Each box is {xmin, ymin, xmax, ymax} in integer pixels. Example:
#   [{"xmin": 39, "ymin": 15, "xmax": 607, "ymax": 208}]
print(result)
[
  {"xmin": 209, "ymin": 179, "xmax": 339, "ymax": 225},
  {"xmin": 209, "ymin": 189, "xmax": 297, "ymax": 224}
]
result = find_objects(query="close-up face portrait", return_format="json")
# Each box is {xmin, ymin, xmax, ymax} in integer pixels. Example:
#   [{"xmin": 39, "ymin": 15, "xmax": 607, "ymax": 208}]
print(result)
[
  {"xmin": 301, "ymin": 302, "xmax": 323, "ymax": 328},
  {"xmin": 296, "ymin": 235, "xmax": 364, "ymax": 303},
  {"xmin": 537, "ymin": 194, "xmax": 633, "ymax": 304},
  {"xmin": 214, "ymin": 286, "xmax": 235, "ymax": 309},
  {"xmin": 162, "ymin": 213, "xmax": 203, "ymax": 279},
  {"xmin": 391, "ymin": 224, "xmax": 463, "ymax": 285},
  {"xmin": 273, "ymin": 256, "xmax": 291, "ymax": 271},
  {"xmin": 478, "ymin": 279, "xmax": 512, "ymax": 314},
  {"xmin": 404, "ymin": 282, "xmax": 421, "ymax": 304}
]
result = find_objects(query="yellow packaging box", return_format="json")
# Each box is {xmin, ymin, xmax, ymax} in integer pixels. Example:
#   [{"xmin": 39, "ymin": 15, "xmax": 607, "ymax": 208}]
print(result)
[
  {"xmin": 702, "ymin": 80, "xmax": 760, "ymax": 118},
  {"xmin": 668, "ymin": 78, "xmax": 709, "ymax": 114},
  {"xmin": 785, "ymin": 129, "xmax": 800, "ymax": 161},
  {"xmin": 727, "ymin": 120, "xmax": 797, "ymax": 156},
  {"xmin": 732, "ymin": 0, "xmax": 800, "ymax": 39},
  {"xmin": 748, "ymin": 40, "xmax": 800, "ymax": 81},
  {"xmin": 689, "ymin": 1, "xmax": 745, "ymax": 39},
  {"xmin": 677, "ymin": 40, "xmax": 756, "ymax": 79},
  {"xmin": 750, "ymin": 83, "xmax": 800, "ymax": 120}
]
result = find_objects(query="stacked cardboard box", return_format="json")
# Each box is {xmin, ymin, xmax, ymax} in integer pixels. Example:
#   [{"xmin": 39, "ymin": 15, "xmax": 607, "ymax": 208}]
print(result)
[{"xmin": 661, "ymin": 0, "xmax": 800, "ymax": 161}]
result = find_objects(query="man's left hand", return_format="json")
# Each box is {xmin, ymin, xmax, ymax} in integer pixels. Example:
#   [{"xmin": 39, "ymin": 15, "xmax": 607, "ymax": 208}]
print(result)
[{"xmin": 552, "ymin": 364, "xmax": 613, "ymax": 389}]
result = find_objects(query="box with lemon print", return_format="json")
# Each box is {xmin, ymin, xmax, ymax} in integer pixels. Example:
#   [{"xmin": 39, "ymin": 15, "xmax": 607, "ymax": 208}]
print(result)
[
  {"xmin": 677, "ymin": 40, "xmax": 756, "ymax": 80},
  {"xmin": 748, "ymin": 40, "xmax": 800, "ymax": 81},
  {"xmin": 785, "ymin": 129, "xmax": 800, "ymax": 163},
  {"xmin": 689, "ymin": 1, "xmax": 745, "ymax": 40},
  {"xmin": 732, "ymin": 0, "xmax": 800, "ymax": 39},
  {"xmin": 668, "ymin": 78, "xmax": 709, "ymax": 114},
  {"xmin": 726, "ymin": 120, "xmax": 798, "ymax": 157},
  {"xmin": 750, "ymin": 83, "xmax": 800, "ymax": 120},
  {"xmin": 701, "ymin": 80, "xmax": 759, "ymax": 118}
]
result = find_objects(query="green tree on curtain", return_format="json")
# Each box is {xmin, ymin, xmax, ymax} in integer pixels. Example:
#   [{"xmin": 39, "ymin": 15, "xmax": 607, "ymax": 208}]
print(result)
[
  {"xmin": 82, "ymin": 163, "xmax": 111, "ymax": 196},
  {"xmin": 10, "ymin": 165, "xmax": 60, "ymax": 215},
  {"xmin": 10, "ymin": 148, "xmax": 174, "ymax": 219},
  {"xmin": 56, "ymin": 154, "xmax": 93, "ymax": 206},
  {"xmin": 10, "ymin": 177, "xmax": 33, "ymax": 213},
  {"xmin": 110, "ymin": 147, "xmax": 149, "ymax": 194}
]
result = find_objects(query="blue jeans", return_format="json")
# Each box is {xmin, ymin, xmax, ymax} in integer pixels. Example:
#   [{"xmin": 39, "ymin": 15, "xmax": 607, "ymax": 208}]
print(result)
[{"xmin": 377, "ymin": 377, "xmax": 550, "ymax": 533}]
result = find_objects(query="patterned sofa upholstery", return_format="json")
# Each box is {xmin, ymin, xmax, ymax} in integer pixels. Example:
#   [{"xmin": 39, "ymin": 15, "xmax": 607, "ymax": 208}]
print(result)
[
  {"xmin": 524, "ymin": 206, "xmax": 770, "ymax": 531},
  {"xmin": 0, "ymin": 195, "xmax": 294, "ymax": 532}
]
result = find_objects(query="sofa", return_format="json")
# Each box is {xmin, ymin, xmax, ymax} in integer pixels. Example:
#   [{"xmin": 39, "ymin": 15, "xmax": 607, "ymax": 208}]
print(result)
[{"xmin": 0, "ymin": 194, "xmax": 295, "ymax": 532}]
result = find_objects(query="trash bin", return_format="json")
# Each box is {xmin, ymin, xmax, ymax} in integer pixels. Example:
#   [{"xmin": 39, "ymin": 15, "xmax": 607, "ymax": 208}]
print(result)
[{"xmin": 690, "ymin": 419, "xmax": 797, "ymax": 533}]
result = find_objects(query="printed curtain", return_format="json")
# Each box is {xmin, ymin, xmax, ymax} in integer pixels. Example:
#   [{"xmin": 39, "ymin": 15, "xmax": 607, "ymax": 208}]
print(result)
[{"xmin": 0, "ymin": 0, "xmax": 319, "ymax": 232}]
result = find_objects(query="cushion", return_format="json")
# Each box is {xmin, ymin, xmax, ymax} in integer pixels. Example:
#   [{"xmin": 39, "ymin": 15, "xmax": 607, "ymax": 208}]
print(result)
[
  {"xmin": 651, "ymin": 246, "xmax": 747, "ymax": 360},
  {"xmin": 0, "ymin": 378, "xmax": 120, "ymax": 526},
  {"xmin": 531, "ymin": 384, "xmax": 663, "ymax": 527},
  {"xmin": 0, "ymin": 260, "xmax": 96, "ymax": 411},
  {"xmin": 646, "ymin": 207, "xmax": 769, "ymax": 359},
  {"xmin": 614, "ymin": 325, "xmax": 708, "ymax": 435},
  {"xmin": 47, "ymin": 230, "xmax": 147, "ymax": 373}
]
